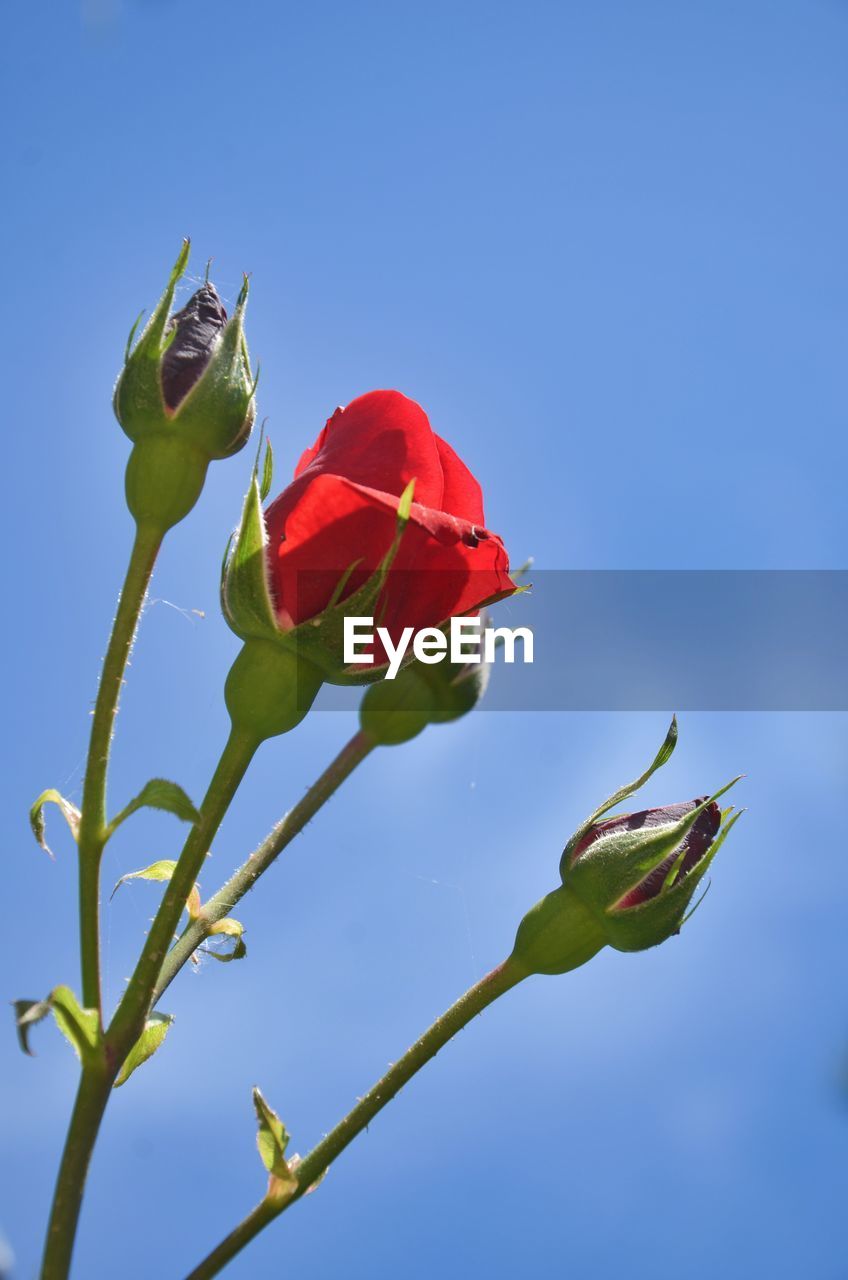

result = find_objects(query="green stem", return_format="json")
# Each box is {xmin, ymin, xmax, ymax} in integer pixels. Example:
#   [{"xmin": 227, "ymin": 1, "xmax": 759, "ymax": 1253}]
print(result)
[
  {"xmin": 153, "ymin": 729, "xmax": 376, "ymax": 1002},
  {"xmin": 40, "ymin": 722, "xmax": 258, "ymax": 1280},
  {"xmin": 39, "ymin": 520, "xmax": 163, "ymax": 1280},
  {"xmin": 183, "ymin": 956, "xmax": 528, "ymax": 1280},
  {"xmin": 40, "ymin": 1066, "xmax": 113, "ymax": 1280},
  {"xmin": 108, "ymin": 725, "xmax": 260, "ymax": 1055},
  {"xmin": 77, "ymin": 520, "xmax": 163, "ymax": 1014}
]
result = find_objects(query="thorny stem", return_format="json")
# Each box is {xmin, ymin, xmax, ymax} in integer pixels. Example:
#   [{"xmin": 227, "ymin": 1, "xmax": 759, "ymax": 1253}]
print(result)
[
  {"xmin": 77, "ymin": 521, "xmax": 163, "ymax": 1014},
  {"xmin": 41, "ymin": 726, "xmax": 257, "ymax": 1280},
  {"xmin": 39, "ymin": 1066, "xmax": 114, "ymax": 1280},
  {"xmin": 108, "ymin": 725, "xmax": 260, "ymax": 1055},
  {"xmin": 41, "ymin": 521, "xmax": 163, "ymax": 1280},
  {"xmin": 153, "ymin": 730, "xmax": 376, "ymax": 1000},
  {"xmin": 183, "ymin": 957, "xmax": 528, "ymax": 1280}
]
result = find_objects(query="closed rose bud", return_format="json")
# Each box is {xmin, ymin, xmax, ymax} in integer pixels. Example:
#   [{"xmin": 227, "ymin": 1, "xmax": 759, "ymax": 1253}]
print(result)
[
  {"xmin": 221, "ymin": 391, "xmax": 516, "ymax": 692},
  {"xmin": 359, "ymin": 617, "xmax": 491, "ymax": 746},
  {"xmin": 510, "ymin": 720, "xmax": 743, "ymax": 976},
  {"xmin": 115, "ymin": 242, "xmax": 257, "ymax": 532},
  {"xmin": 562, "ymin": 794, "xmax": 736, "ymax": 952}
]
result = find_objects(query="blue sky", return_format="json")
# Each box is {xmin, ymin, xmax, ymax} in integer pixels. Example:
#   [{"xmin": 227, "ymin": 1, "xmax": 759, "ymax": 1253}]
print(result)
[{"xmin": 2, "ymin": 2, "xmax": 847, "ymax": 1277}]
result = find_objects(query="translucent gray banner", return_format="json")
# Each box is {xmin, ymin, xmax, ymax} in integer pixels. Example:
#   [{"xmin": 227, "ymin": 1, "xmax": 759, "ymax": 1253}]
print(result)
[{"xmin": 311, "ymin": 571, "xmax": 848, "ymax": 711}]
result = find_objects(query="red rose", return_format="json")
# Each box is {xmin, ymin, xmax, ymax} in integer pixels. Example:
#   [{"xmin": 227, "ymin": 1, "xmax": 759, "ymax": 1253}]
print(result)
[{"xmin": 264, "ymin": 390, "xmax": 515, "ymax": 643}]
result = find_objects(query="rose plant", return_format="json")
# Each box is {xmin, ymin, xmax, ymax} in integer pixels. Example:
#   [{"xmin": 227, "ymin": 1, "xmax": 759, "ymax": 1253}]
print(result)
[{"xmin": 18, "ymin": 247, "xmax": 743, "ymax": 1280}]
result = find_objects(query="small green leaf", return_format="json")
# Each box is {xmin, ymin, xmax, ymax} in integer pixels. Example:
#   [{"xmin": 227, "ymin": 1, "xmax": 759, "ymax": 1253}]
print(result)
[
  {"xmin": 203, "ymin": 916, "xmax": 246, "ymax": 961},
  {"xmin": 108, "ymin": 779, "xmax": 200, "ymax": 836},
  {"xmin": 30, "ymin": 789, "xmax": 81, "ymax": 858},
  {"xmin": 110, "ymin": 859, "xmax": 177, "ymax": 901},
  {"xmin": 114, "ymin": 1012, "xmax": 174, "ymax": 1087},
  {"xmin": 253, "ymin": 1088, "xmax": 297, "ymax": 1194},
  {"xmin": 678, "ymin": 806, "xmax": 745, "ymax": 913},
  {"xmin": 260, "ymin": 437, "xmax": 274, "ymax": 502},
  {"xmin": 14, "ymin": 987, "xmax": 101, "ymax": 1061},
  {"xmin": 13, "ymin": 998, "xmax": 53, "ymax": 1055},
  {"xmin": 209, "ymin": 917, "xmax": 243, "ymax": 938},
  {"xmin": 202, "ymin": 931, "xmax": 247, "ymax": 963},
  {"xmin": 51, "ymin": 986, "xmax": 101, "ymax": 1063}
]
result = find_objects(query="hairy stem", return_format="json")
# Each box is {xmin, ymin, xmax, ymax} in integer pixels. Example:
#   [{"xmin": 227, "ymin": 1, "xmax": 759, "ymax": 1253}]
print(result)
[
  {"xmin": 39, "ymin": 521, "xmax": 163, "ymax": 1280},
  {"xmin": 77, "ymin": 520, "xmax": 162, "ymax": 1014},
  {"xmin": 153, "ymin": 729, "xmax": 376, "ymax": 1001},
  {"xmin": 40, "ymin": 726, "xmax": 258, "ymax": 1280},
  {"xmin": 40, "ymin": 1065, "xmax": 114, "ymax": 1280},
  {"xmin": 108, "ymin": 725, "xmax": 260, "ymax": 1055},
  {"xmin": 184, "ymin": 956, "xmax": 528, "ymax": 1280}
]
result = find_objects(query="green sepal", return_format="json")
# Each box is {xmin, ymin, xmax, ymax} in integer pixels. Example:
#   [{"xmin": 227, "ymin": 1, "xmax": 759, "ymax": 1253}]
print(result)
[
  {"xmin": 259, "ymin": 435, "xmax": 274, "ymax": 502},
  {"xmin": 107, "ymin": 778, "xmax": 199, "ymax": 838},
  {"xmin": 113, "ymin": 240, "xmax": 190, "ymax": 443},
  {"xmin": 253, "ymin": 1088, "xmax": 298, "ymax": 1200},
  {"xmin": 110, "ymin": 859, "xmax": 178, "ymax": 901},
  {"xmin": 221, "ymin": 470, "xmax": 280, "ymax": 642},
  {"xmin": 565, "ymin": 779, "xmax": 741, "ymax": 913},
  {"xmin": 603, "ymin": 809, "xmax": 744, "ymax": 952},
  {"xmin": 222, "ymin": 471, "xmax": 424, "ymax": 686},
  {"xmin": 560, "ymin": 716, "xmax": 678, "ymax": 872},
  {"xmin": 29, "ymin": 789, "xmax": 81, "ymax": 858},
  {"xmin": 124, "ymin": 309, "xmax": 145, "ymax": 364},
  {"xmin": 175, "ymin": 275, "xmax": 256, "ymax": 460},
  {"xmin": 114, "ymin": 1012, "xmax": 174, "ymax": 1087}
]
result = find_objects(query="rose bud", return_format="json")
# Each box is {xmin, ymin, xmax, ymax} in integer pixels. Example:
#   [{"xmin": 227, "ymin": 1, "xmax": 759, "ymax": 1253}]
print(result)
[
  {"xmin": 359, "ymin": 624, "xmax": 491, "ymax": 746},
  {"xmin": 219, "ymin": 392, "xmax": 516, "ymax": 742},
  {"xmin": 510, "ymin": 720, "xmax": 744, "ymax": 976},
  {"xmin": 114, "ymin": 241, "xmax": 257, "ymax": 532},
  {"xmin": 561, "ymin": 793, "xmax": 738, "ymax": 952},
  {"xmin": 361, "ymin": 562, "xmax": 531, "ymax": 747}
]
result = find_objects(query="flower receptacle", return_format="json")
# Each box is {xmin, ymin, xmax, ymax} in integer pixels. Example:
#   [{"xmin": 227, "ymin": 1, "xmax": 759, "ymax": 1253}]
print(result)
[
  {"xmin": 224, "ymin": 638, "xmax": 324, "ymax": 744},
  {"xmin": 510, "ymin": 885, "xmax": 607, "ymax": 976}
]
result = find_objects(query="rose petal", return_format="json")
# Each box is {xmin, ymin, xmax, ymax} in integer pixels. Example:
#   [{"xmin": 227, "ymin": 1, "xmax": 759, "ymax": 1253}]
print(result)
[{"xmin": 291, "ymin": 390, "xmax": 445, "ymax": 509}]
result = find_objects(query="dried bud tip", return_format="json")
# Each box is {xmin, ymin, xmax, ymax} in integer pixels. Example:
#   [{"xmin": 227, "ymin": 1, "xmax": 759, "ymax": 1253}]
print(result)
[{"xmin": 161, "ymin": 283, "xmax": 228, "ymax": 411}]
